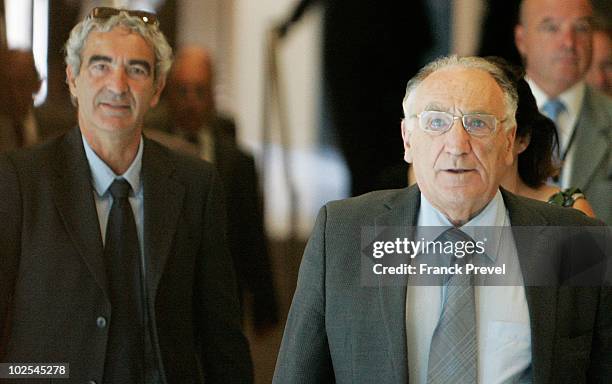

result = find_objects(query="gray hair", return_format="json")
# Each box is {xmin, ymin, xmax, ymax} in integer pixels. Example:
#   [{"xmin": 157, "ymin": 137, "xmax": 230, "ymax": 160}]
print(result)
[
  {"xmin": 402, "ymin": 55, "xmax": 518, "ymax": 132},
  {"xmin": 64, "ymin": 10, "xmax": 173, "ymax": 86}
]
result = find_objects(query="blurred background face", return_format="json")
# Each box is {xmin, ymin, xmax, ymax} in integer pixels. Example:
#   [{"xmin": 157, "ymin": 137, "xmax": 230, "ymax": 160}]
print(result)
[
  {"xmin": 403, "ymin": 66, "xmax": 515, "ymax": 219},
  {"xmin": 167, "ymin": 49, "xmax": 215, "ymax": 134},
  {"xmin": 515, "ymin": 0, "xmax": 594, "ymax": 97},
  {"xmin": 585, "ymin": 30, "xmax": 612, "ymax": 96}
]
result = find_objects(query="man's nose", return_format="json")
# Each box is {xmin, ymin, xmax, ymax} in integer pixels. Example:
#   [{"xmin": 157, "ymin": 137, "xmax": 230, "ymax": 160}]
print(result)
[
  {"xmin": 444, "ymin": 118, "xmax": 471, "ymax": 155},
  {"xmin": 560, "ymin": 27, "xmax": 577, "ymax": 50},
  {"xmin": 106, "ymin": 67, "xmax": 129, "ymax": 94}
]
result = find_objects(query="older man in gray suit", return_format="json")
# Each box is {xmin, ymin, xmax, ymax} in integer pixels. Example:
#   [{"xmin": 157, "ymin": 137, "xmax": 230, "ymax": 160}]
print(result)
[
  {"xmin": 273, "ymin": 56, "xmax": 611, "ymax": 383},
  {"xmin": 515, "ymin": 0, "xmax": 612, "ymax": 224}
]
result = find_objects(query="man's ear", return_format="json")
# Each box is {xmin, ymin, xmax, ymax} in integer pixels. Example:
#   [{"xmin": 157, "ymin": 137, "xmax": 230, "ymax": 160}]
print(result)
[
  {"xmin": 66, "ymin": 65, "xmax": 78, "ymax": 98},
  {"xmin": 515, "ymin": 132, "xmax": 531, "ymax": 155},
  {"xmin": 401, "ymin": 119, "xmax": 413, "ymax": 163},
  {"xmin": 514, "ymin": 24, "xmax": 526, "ymax": 57},
  {"xmin": 150, "ymin": 76, "xmax": 166, "ymax": 108},
  {"xmin": 503, "ymin": 124, "xmax": 517, "ymax": 166}
]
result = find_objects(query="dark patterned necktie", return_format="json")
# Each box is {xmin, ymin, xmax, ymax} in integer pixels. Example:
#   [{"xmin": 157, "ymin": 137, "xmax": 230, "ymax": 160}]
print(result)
[
  {"xmin": 103, "ymin": 178, "xmax": 144, "ymax": 383},
  {"xmin": 427, "ymin": 228, "xmax": 477, "ymax": 384}
]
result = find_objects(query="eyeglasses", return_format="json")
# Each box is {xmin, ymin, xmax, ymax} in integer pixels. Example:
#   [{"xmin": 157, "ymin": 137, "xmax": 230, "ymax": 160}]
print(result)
[
  {"xmin": 89, "ymin": 7, "xmax": 159, "ymax": 26},
  {"xmin": 411, "ymin": 110, "xmax": 505, "ymax": 137}
]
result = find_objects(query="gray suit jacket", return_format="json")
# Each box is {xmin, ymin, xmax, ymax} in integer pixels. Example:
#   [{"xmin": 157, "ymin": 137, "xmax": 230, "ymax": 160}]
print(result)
[
  {"xmin": 0, "ymin": 127, "xmax": 253, "ymax": 383},
  {"xmin": 273, "ymin": 186, "xmax": 611, "ymax": 383},
  {"xmin": 569, "ymin": 87, "xmax": 612, "ymax": 224}
]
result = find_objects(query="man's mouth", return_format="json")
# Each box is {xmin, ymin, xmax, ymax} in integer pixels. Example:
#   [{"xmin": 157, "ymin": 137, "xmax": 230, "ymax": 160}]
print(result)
[
  {"xmin": 555, "ymin": 55, "xmax": 579, "ymax": 64},
  {"xmin": 100, "ymin": 102, "xmax": 130, "ymax": 109},
  {"xmin": 98, "ymin": 102, "xmax": 132, "ymax": 116},
  {"xmin": 443, "ymin": 169, "xmax": 474, "ymax": 174}
]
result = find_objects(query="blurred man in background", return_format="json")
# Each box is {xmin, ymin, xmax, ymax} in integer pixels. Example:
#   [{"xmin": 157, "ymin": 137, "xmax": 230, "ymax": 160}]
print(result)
[
  {"xmin": 147, "ymin": 46, "xmax": 279, "ymax": 333},
  {"xmin": 514, "ymin": 0, "xmax": 612, "ymax": 223}
]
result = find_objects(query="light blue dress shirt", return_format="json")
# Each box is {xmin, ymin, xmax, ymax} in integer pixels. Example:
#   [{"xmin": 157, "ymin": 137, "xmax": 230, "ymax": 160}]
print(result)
[
  {"xmin": 405, "ymin": 190, "xmax": 533, "ymax": 383},
  {"xmin": 81, "ymin": 135, "xmax": 145, "ymax": 267}
]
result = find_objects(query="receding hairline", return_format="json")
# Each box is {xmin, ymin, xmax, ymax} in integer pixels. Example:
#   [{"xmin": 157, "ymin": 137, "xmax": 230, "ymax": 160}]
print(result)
[
  {"xmin": 170, "ymin": 46, "xmax": 214, "ymax": 82},
  {"xmin": 404, "ymin": 65, "xmax": 506, "ymax": 114},
  {"xmin": 518, "ymin": 0, "xmax": 595, "ymax": 26}
]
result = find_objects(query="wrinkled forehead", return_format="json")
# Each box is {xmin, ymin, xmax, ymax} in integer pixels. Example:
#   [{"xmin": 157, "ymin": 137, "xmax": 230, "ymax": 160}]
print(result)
[
  {"xmin": 408, "ymin": 67, "xmax": 506, "ymax": 117},
  {"xmin": 82, "ymin": 26, "xmax": 154, "ymax": 58}
]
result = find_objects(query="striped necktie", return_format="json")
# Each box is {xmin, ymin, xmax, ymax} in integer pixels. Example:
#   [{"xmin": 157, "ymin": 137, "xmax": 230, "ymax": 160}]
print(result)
[{"xmin": 427, "ymin": 228, "xmax": 477, "ymax": 384}]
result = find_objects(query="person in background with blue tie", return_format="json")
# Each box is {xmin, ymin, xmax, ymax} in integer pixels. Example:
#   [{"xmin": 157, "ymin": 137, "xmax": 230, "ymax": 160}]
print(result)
[{"xmin": 514, "ymin": 0, "xmax": 612, "ymax": 224}]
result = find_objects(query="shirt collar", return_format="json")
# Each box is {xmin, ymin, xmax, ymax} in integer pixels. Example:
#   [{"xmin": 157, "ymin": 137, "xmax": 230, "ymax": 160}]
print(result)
[
  {"xmin": 526, "ymin": 77, "xmax": 585, "ymax": 121},
  {"xmin": 82, "ymin": 134, "xmax": 144, "ymax": 197},
  {"xmin": 417, "ymin": 189, "xmax": 509, "ymax": 261}
]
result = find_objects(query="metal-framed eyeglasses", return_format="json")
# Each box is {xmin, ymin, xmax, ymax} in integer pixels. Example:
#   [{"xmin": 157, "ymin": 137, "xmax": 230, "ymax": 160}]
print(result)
[
  {"xmin": 88, "ymin": 7, "xmax": 159, "ymax": 26},
  {"xmin": 410, "ymin": 110, "xmax": 506, "ymax": 137}
]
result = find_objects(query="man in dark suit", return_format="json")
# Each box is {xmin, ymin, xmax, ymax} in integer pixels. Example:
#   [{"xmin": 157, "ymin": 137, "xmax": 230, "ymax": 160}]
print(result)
[
  {"xmin": 0, "ymin": 8, "xmax": 252, "ymax": 383},
  {"xmin": 274, "ymin": 56, "xmax": 611, "ymax": 383},
  {"xmin": 146, "ymin": 46, "xmax": 279, "ymax": 333},
  {"xmin": 515, "ymin": 0, "xmax": 612, "ymax": 224}
]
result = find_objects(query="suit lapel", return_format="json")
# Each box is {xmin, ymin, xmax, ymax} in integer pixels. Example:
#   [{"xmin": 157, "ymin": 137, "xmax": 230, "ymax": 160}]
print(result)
[
  {"xmin": 51, "ymin": 128, "xmax": 109, "ymax": 297},
  {"xmin": 374, "ymin": 185, "xmax": 420, "ymax": 383},
  {"xmin": 141, "ymin": 138, "xmax": 185, "ymax": 300},
  {"xmin": 374, "ymin": 187, "xmax": 559, "ymax": 382},
  {"xmin": 502, "ymin": 190, "xmax": 556, "ymax": 384},
  {"xmin": 569, "ymin": 88, "xmax": 609, "ymax": 189}
]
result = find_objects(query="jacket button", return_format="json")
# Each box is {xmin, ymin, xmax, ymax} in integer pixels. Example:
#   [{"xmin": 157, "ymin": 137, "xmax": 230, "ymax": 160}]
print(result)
[{"xmin": 96, "ymin": 316, "xmax": 107, "ymax": 328}]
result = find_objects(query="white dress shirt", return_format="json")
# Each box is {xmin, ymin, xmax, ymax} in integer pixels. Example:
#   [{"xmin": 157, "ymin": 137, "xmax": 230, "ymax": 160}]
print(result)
[{"xmin": 405, "ymin": 190, "xmax": 532, "ymax": 383}]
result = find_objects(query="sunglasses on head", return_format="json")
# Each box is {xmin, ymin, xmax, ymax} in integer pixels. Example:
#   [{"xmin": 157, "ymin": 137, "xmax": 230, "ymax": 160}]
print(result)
[{"xmin": 89, "ymin": 7, "xmax": 159, "ymax": 26}]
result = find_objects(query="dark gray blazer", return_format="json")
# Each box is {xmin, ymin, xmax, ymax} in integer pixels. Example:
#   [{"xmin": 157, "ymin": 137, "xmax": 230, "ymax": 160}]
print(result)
[
  {"xmin": 0, "ymin": 127, "xmax": 253, "ymax": 383},
  {"xmin": 569, "ymin": 86, "xmax": 612, "ymax": 225},
  {"xmin": 273, "ymin": 186, "xmax": 611, "ymax": 383}
]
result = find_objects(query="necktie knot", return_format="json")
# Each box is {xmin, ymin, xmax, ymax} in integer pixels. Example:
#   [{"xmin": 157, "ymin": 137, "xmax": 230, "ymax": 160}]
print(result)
[
  {"xmin": 436, "ymin": 227, "xmax": 477, "ymax": 260},
  {"xmin": 542, "ymin": 99, "xmax": 566, "ymax": 122},
  {"xmin": 109, "ymin": 178, "xmax": 131, "ymax": 200},
  {"xmin": 437, "ymin": 227, "xmax": 474, "ymax": 243}
]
